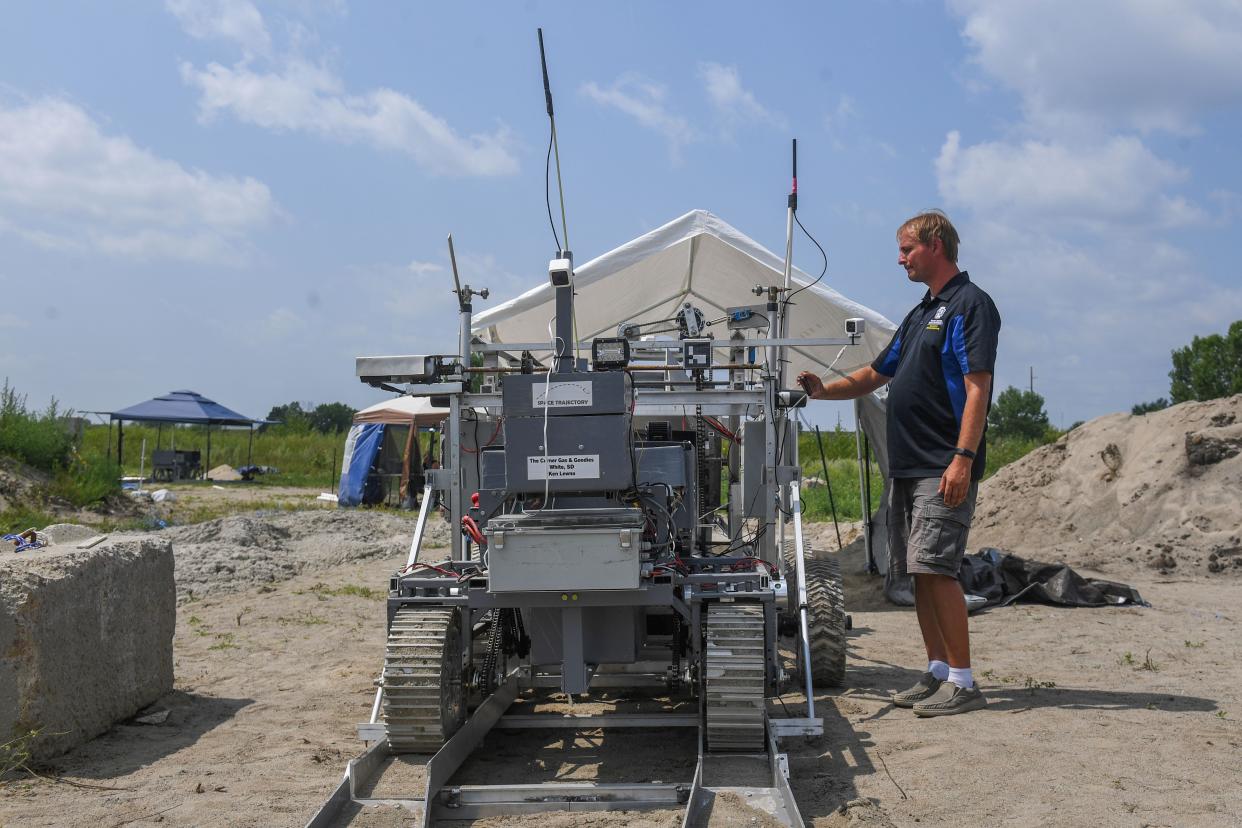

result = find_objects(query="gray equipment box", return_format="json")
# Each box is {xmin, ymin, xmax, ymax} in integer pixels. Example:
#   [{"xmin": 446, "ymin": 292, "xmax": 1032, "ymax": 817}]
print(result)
[{"xmin": 485, "ymin": 509, "xmax": 643, "ymax": 592}]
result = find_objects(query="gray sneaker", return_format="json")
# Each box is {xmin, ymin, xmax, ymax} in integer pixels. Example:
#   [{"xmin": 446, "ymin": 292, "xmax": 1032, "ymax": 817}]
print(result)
[
  {"xmin": 890, "ymin": 672, "xmax": 944, "ymax": 708},
  {"xmin": 912, "ymin": 682, "xmax": 986, "ymax": 717}
]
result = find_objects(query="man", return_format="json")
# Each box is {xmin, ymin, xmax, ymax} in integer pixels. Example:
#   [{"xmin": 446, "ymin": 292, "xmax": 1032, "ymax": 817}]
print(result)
[{"xmin": 798, "ymin": 210, "xmax": 1000, "ymax": 717}]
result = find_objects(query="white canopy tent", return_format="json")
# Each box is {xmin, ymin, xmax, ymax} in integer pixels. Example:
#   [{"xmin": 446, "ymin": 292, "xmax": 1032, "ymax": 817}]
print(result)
[
  {"xmin": 474, "ymin": 209, "xmax": 896, "ymax": 382},
  {"xmin": 473, "ymin": 209, "xmax": 897, "ymax": 576}
]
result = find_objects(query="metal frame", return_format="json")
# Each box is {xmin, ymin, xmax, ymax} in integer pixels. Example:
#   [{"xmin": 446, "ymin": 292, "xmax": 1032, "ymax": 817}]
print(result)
[{"xmin": 312, "ymin": 220, "xmax": 861, "ymax": 826}]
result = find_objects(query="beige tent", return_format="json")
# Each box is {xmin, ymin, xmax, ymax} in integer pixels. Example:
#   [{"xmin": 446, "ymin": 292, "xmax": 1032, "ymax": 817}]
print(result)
[
  {"xmin": 339, "ymin": 396, "xmax": 450, "ymax": 507},
  {"xmin": 353, "ymin": 395, "xmax": 450, "ymax": 425}
]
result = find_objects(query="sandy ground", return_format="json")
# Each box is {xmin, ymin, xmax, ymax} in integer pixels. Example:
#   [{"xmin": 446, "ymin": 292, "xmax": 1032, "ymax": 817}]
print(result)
[{"xmin": 2, "ymin": 514, "xmax": 1238, "ymax": 828}]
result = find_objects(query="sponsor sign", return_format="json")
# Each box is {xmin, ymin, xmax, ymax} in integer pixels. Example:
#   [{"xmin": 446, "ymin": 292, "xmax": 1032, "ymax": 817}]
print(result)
[{"xmin": 527, "ymin": 454, "xmax": 601, "ymax": 480}]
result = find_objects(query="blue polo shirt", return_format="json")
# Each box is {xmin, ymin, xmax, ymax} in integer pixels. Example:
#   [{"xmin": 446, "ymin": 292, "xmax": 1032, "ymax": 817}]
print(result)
[{"xmin": 871, "ymin": 271, "xmax": 1001, "ymax": 481}]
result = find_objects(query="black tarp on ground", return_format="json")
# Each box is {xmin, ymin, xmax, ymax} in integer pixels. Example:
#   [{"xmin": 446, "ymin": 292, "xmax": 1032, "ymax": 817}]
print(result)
[{"xmin": 884, "ymin": 548, "xmax": 1148, "ymax": 608}]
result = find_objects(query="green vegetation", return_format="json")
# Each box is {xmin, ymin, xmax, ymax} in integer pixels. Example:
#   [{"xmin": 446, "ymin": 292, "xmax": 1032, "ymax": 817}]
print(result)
[
  {"xmin": 988, "ymin": 386, "xmax": 1053, "ymax": 441},
  {"xmin": 265, "ymin": 401, "xmax": 356, "ymax": 434},
  {"xmin": 3, "ymin": 373, "xmax": 1056, "ymax": 531},
  {"xmin": 0, "ymin": 381, "xmax": 121, "ymax": 530},
  {"xmin": 307, "ymin": 582, "xmax": 382, "ymax": 600},
  {"xmin": 1, "ymin": 729, "xmax": 39, "ymax": 780},
  {"xmin": 1170, "ymin": 320, "xmax": 1242, "ymax": 403},
  {"xmin": 81, "ymin": 423, "xmax": 345, "ymax": 487},
  {"xmin": 0, "ymin": 382, "xmax": 73, "ymax": 470},
  {"xmin": 792, "ymin": 425, "xmax": 1055, "ymax": 522},
  {"xmin": 207, "ymin": 633, "xmax": 238, "ymax": 650},
  {"xmin": 1132, "ymin": 398, "xmax": 1170, "ymax": 415}
]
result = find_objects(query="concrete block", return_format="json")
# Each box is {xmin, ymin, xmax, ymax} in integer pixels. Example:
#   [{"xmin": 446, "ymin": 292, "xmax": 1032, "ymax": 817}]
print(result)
[{"xmin": 1, "ymin": 537, "xmax": 175, "ymax": 760}]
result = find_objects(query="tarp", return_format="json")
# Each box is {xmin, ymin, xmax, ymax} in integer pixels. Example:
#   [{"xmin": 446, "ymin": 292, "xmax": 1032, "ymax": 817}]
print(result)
[
  {"xmin": 110, "ymin": 390, "xmax": 257, "ymax": 425},
  {"xmin": 353, "ymin": 395, "xmax": 449, "ymax": 426},
  {"xmin": 473, "ymin": 209, "xmax": 897, "ymax": 570},
  {"xmin": 960, "ymin": 548, "xmax": 1148, "ymax": 608},
  {"xmin": 338, "ymin": 423, "xmax": 385, "ymax": 506}
]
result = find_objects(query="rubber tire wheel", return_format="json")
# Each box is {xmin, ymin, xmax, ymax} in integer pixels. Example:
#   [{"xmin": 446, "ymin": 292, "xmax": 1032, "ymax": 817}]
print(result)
[{"xmin": 784, "ymin": 544, "xmax": 847, "ymax": 687}]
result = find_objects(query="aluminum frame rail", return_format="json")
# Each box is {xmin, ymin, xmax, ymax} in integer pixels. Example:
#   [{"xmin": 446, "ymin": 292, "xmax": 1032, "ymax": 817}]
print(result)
[
  {"xmin": 681, "ymin": 717, "xmax": 804, "ymax": 827},
  {"xmin": 306, "ymin": 694, "xmax": 807, "ymax": 827}
]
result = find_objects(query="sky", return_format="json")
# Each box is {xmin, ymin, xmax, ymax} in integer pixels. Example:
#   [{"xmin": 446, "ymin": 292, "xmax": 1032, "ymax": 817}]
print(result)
[{"xmin": 2, "ymin": 0, "xmax": 1240, "ymax": 430}]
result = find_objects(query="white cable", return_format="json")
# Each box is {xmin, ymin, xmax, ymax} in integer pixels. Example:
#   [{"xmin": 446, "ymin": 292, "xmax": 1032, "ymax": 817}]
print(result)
[
  {"xmin": 824, "ymin": 344, "xmax": 850, "ymax": 379},
  {"xmin": 538, "ymin": 316, "xmax": 559, "ymax": 510}
]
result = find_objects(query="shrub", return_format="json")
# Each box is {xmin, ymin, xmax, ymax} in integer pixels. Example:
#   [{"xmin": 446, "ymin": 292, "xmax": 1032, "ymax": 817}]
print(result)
[{"xmin": 0, "ymin": 381, "xmax": 74, "ymax": 472}]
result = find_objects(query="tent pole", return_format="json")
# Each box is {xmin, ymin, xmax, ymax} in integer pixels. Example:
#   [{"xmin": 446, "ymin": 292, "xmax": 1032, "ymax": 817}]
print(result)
[
  {"xmin": 157, "ymin": 423, "xmax": 163, "ymax": 451},
  {"xmin": 248, "ymin": 426, "xmax": 254, "ymax": 465},
  {"xmin": 118, "ymin": 420, "xmax": 124, "ymax": 474},
  {"xmin": 107, "ymin": 419, "xmax": 113, "ymax": 463},
  {"xmin": 399, "ymin": 419, "xmax": 416, "ymax": 508},
  {"xmin": 854, "ymin": 399, "xmax": 875, "ymax": 573},
  {"xmin": 206, "ymin": 425, "xmax": 212, "ymax": 478}
]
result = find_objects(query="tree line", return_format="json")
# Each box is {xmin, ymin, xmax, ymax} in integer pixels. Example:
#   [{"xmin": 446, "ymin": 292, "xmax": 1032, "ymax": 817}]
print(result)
[{"xmin": 265, "ymin": 401, "xmax": 356, "ymax": 434}]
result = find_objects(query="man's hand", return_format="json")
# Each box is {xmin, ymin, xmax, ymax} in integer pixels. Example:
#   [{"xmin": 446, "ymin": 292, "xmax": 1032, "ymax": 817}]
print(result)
[
  {"xmin": 796, "ymin": 371, "xmax": 824, "ymax": 398},
  {"xmin": 938, "ymin": 454, "xmax": 972, "ymax": 508}
]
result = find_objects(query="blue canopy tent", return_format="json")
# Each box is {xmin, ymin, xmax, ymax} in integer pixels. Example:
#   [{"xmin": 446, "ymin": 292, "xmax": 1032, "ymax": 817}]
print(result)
[{"xmin": 108, "ymin": 390, "xmax": 261, "ymax": 477}]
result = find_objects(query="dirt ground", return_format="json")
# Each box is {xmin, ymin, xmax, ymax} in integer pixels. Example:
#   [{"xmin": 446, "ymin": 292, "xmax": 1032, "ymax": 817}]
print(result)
[{"xmin": 2, "ymin": 503, "xmax": 1239, "ymax": 828}]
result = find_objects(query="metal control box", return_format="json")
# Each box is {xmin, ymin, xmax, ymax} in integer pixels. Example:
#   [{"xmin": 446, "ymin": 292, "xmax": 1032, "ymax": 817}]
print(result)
[{"xmin": 485, "ymin": 511, "xmax": 643, "ymax": 592}]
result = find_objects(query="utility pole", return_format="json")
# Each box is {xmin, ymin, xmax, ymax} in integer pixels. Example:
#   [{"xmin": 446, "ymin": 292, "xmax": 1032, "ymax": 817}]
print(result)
[{"xmin": 1029, "ymin": 366, "xmax": 1035, "ymax": 394}]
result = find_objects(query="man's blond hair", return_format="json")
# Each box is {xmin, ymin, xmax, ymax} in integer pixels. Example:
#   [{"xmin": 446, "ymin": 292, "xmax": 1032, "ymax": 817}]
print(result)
[{"xmin": 898, "ymin": 210, "xmax": 960, "ymax": 263}]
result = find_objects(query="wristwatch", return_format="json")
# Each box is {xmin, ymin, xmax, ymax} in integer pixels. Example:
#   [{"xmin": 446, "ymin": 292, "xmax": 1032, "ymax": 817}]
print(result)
[{"xmin": 953, "ymin": 447, "xmax": 976, "ymax": 459}]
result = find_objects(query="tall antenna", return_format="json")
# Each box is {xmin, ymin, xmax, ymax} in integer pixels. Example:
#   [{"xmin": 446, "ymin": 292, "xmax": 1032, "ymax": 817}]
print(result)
[{"xmin": 538, "ymin": 28, "xmax": 570, "ymax": 255}]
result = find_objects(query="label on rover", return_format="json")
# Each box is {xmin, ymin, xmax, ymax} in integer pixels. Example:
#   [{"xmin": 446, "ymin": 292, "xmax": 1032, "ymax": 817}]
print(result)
[
  {"xmin": 532, "ymin": 381, "xmax": 593, "ymax": 408},
  {"xmin": 527, "ymin": 454, "xmax": 600, "ymax": 479}
]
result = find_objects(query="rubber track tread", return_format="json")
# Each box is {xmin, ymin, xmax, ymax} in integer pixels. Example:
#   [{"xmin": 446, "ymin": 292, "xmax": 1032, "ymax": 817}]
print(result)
[{"xmin": 784, "ymin": 541, "xmax": 847, "ymax": 687}]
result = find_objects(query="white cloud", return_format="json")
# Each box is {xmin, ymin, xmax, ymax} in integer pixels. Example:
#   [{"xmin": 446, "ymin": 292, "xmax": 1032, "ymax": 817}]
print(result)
[
  {"xmin": 165, "ymin": 0, "xmax": 271, "ymax": 58},
  {"xmin": 181, "ymin": 59, "xmax": 518, "ymax": 177},
  {"xmin": 262, "ymin": 307, "xmax": 306, "ymax": 338},
  {"xmin": 407, "ymin": 259, "xmax": 444, "ymax": 275},
  {"xmin": 697, "ymin": 62, "xmax": 785, "ymax": 131},
  {"xmin": 950, "ymin": 0, "xmax": 1242, "ymax": 135},
  {"xmin": 0, "ymin": 98, "xmax": 277, "ymax": 261},
  {"xmin": 822, "ymin": 94, "xmax": 855, "ymax": 130},
  {"xmin": 936, "ymin": 131, "xmax": 1205, "ymax": 231},
  {"xmin": 581, "ymin": 74, "xmax": 696, "ymax": 162},
  {"xmin": 173, "ymin": 3, "xmax": 518, "ymax": 178}
]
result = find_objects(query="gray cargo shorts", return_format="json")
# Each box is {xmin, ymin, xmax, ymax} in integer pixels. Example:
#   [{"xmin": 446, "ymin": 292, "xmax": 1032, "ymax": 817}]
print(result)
[{"xmin": 887, "ymin": 477, "xmax": 979, "ymax": 578}]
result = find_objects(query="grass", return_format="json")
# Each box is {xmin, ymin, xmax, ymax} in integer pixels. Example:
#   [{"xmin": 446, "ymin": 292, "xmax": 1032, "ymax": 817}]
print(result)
[
  {"xmin": 207, "ymin": 633, "xmax": 238, "ymax": 650},
  {"xmin": 306, "ymin": 582, "xmax": 382, "ymax": 600},
  {"xmin": 80, "ymin": 423, "xmax": 349, "ymax": 487},
  {"xmin": 1, "ymin": 729, "xmax": 38, "ymax": 781},
  {"xmin": 277, "ymin": 611, "xmax": 329, "ymax": 626},
  {"xmin": 79, "ymin": 423, "xmax": 438, "ymax": 488},
  {"xmin": 1119, "ymin": 650, "xmax": 1161, "ymax": 671},
  {"xmin": 0, "ymin": 505, "xmax": 59, "ymax": 535}
]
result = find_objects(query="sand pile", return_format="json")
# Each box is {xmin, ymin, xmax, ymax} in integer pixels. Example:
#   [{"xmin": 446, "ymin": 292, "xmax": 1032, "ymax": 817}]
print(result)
[
  {"xmin": 141, "ymin": 509, "xmax": 452, "ymax": 600},
  {"xmin": 972, "ymin": 393, "xmax": 1242, "ymax": 578}
]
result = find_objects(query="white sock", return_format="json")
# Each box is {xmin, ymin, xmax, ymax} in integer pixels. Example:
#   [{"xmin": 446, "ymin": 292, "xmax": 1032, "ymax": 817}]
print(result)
[
  {"xmin": 928, "ymin": 660, "xmax": 950, "ymax": 681},
  {"xmin": 948, "ymin": 667, "xmax": 973, "ymax": 689}
]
